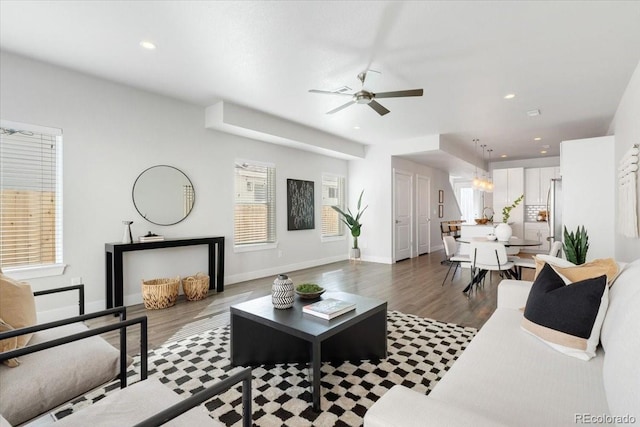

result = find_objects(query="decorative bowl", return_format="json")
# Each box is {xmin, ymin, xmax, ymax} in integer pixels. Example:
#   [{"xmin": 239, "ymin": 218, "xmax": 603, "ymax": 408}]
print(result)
[
  {"xmin": 295, "ymin": 288, "xmax": 325, "ymax": 299},
  {"xmin": 295, "ymin": 284, "xmax": 325, "ymax": 299},
  {"xmin": 475, "ymin": 218, "xmax": 489, "ymax": 224}
]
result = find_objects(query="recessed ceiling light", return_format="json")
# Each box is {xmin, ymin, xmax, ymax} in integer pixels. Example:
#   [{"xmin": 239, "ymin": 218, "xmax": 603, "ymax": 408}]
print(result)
[
  {"xmin": 353, "ymin": 125, "xmax": 360, "ymax": 130},
  {"xmin": 501, "ymin": 154, "xmax": 508, "ymax": 158},
  {"xmin": 139, "ymin": 40, "xmax": 156, "ymax": 50},
  {"xmin": 534, "ymin": 137, "xmax": 542, "ymax": 141},
  {"xmin": 540, "ymin": 150, "xmax": 548, "ymax": 154},
  {"xmin": 504, "ymin": 94, "xmax": 516, "ymax": 99}
]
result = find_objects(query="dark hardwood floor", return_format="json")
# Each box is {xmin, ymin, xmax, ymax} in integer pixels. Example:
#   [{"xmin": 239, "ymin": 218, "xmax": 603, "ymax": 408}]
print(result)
[{"xmin": 90, "ymin": 249, "xmax": 534, "ymax": 355}]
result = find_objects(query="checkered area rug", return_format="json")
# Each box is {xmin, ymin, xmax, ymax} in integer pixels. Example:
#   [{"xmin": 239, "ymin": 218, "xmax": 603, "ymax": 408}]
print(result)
[{"xmin": 54, "ymin": 311, "xmax": 476, "ymax": 426}]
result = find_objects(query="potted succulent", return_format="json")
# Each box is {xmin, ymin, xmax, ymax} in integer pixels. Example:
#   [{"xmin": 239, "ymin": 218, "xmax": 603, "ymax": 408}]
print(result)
[
  {"xmin": 331, "ymin": 190, "xmax": 368, "ymax": 259},
  {"xmin": 495, "ymin": 194, "xmax": 524, "ymax": 241},
  {"xmin": 564, "ymin": 225, "xmax": 589, "ymax": 264}
]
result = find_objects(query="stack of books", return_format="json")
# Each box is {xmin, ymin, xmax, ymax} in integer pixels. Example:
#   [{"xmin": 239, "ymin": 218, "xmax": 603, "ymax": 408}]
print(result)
[
  {"xmin": 303, "ymin": 298, "xmax": 356, "ymax": 320},
  {"xmin": 138, "ymin": 234, "xmax": 165, "ymax": 242}
]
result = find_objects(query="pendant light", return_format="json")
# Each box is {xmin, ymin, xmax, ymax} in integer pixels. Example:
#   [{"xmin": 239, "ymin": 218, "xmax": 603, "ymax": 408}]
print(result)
[
  {"xmin": 486, "ymin": 148, "xmax": 494, "ymax": 192},
  {"xmin": 472, "ymin": 139, "xmax": 481, "ymax": 190}
]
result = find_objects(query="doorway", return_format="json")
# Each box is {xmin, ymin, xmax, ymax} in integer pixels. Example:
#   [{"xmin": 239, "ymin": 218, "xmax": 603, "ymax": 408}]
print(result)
[
  {"xmin": 417, "ymin": 175, "xmax": 431, "ymax": 255},
  {"xmin": 394, "ymin": 169, "xmax": 413, "ymax": 262}
]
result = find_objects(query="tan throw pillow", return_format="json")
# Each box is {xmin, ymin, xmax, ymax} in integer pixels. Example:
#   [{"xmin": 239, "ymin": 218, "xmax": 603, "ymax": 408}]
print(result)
[
  {"xmin": 0, "ymin": 317, "xmax": 20, "ymax": 367},
  {"xmin": 0, "ymin": 274, "xmax": 37, "ymax": 348},
  {"xmin": 533, "ymin": 255, "xmax": 575, "ymax": 279},
  {"xmin": 552, "ymin": 258, "xmax": 619, "ymax": 286}
]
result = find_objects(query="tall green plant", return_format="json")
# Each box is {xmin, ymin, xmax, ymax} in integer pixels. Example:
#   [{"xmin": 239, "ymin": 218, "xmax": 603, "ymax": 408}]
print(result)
[
  {"xmin": 332, "ymin": 190, "xmax": 368, "ymax": 249},
  {"xmin": 564, "ymin": 225, "xmax": 589, "ymax": 265}
]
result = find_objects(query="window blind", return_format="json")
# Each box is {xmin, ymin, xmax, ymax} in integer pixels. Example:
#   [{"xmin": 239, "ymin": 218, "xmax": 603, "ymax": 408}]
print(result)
[
  {"xmin": 0, "ymin": 126, "xmax": 62, "ymax": 268},
  {"xmin": 321, "ymin": 174, "xmax": 345, "ymax": 237},
  {"xmin": 234, "ymin": 161, "xmax": 276, "ymax": 245}
]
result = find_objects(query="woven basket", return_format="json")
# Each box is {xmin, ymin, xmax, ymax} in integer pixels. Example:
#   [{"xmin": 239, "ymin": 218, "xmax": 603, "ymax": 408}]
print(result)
[
  {"xmin": 182, "ymin": 272, "xmax": 210, "ymax": 301},
  {"xmin": 141, "ymin": 276, "xmax": 180, "ymax": 309}
]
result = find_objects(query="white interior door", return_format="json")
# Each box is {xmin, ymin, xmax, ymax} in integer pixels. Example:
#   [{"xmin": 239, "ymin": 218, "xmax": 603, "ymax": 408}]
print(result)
[
  {"xmin": 394, "ymin": 170, "xmax": 412, "ymax": 262},
  {"xmin": 417, "ymin": 175, "xmax": 431, "ymax": 255}
]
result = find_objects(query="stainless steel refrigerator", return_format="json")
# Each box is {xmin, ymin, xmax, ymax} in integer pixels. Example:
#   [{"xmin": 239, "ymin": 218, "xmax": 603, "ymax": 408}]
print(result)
[{"xmin": 546, "ymin": 178, "xmax": 563, "ymax": 244}]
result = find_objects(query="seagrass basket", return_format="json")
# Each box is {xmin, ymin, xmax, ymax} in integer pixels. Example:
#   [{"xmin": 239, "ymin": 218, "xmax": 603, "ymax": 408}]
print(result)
[
  {"xmin": 182, "ymin": 272, "xmax": 210, "ymax": 301},
  {"xmin": 141, "ymin": 276, "xmax": 180, "ymax": 309}
]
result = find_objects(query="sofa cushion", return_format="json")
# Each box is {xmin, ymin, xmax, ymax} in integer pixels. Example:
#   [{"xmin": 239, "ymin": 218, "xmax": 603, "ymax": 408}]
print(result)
[
  {"xmin": 600, "ymin": 259, "xmax": 640, "ymax": 421},
  {"xmin": 52, "ymin": 377, "xmax": 219, "ymax": 426},
  {"xmin": 364, "ymin": 385, "xmax": 506, "ymax": 427},
  {"xmin": 522, "ymin": 263, "xmax": 608, "ymax": 360},
  {"xmin": 0, "ymin": 274, "xmax": 37, "ymax": 348},
  {"xmin": 428, "ymin": 308, "xmax": 610, "ymax": 426},
  {"xmin": 0, "ymin": 323, "xmax": 121, "ymax": 426},
  {"xmin": 0, "ymin": 318, "xmax": 19, "ymax": 367}
]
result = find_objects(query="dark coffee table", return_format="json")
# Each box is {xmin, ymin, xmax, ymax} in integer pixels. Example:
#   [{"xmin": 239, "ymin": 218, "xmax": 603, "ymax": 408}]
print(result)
[{"xmin": 230, "ymin": 291, "xmax": 387, "ymax": 411}]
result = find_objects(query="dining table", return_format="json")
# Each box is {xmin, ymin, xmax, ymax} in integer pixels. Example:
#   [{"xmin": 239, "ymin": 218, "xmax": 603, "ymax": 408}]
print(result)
[{"xmin": 456, "ymin": 237, "xmax": 542, "ymax": 293}]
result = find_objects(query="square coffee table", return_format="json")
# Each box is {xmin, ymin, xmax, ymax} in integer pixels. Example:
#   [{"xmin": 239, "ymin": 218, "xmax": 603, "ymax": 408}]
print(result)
[{"xmin": 230, "ymin": 291, "xmax": 387, "ymax": 411}]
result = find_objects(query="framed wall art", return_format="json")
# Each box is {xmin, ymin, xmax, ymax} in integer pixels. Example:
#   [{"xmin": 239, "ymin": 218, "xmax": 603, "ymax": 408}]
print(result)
[
  {"xmin": 438, "ymin": 204, "xmax": 444, "ymax": 218},
  {"xmin": 287, "ymin": 179, "xmax": 315, "ymax": 230},
  {"xmin": 438, "ymin": 190, "xmax": 444, "ymax": 204}
]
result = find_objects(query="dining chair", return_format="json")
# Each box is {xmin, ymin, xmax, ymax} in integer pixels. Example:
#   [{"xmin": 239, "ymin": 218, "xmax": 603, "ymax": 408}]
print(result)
[
  {"xmin": 441, "ymin": 236, "xmax": 470, "ymax": 286},
  {"xmin": 513, "ymin": 240, "xmax": 564, "ymax": 279},
  {"xmin": 467, "ymin": 241, "xmax": 517, "ymax": 291}
]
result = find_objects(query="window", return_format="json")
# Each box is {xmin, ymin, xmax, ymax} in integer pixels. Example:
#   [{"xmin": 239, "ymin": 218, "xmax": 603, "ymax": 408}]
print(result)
[
  {"xmin": 321, "ymin": 174, "xmax": 345, "ymax": 238},
  {"xmin": 234, "ymin": 160, "xmax": 276, "ymax": 247},
  {"xmin": 0, "ymin": 121, "xmax": 63, "ymax": 275}
]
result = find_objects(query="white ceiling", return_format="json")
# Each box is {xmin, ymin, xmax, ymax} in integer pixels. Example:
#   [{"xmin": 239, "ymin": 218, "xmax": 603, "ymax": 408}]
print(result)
[{"xmin": 1, "ymin": 1, "xmax": 640, "ymax": 172}]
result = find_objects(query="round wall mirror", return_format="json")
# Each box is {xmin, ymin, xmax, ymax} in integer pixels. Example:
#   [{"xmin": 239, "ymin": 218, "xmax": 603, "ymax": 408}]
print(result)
[{"xmin": 132, "ymin": 165, "xmax": 195, "ymax": 226}]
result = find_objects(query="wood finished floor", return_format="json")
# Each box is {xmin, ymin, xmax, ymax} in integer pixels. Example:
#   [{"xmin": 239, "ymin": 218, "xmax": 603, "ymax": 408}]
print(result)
[{"xmin": 90, "ymin": 249, "xmax": 535, "ymax": 355}]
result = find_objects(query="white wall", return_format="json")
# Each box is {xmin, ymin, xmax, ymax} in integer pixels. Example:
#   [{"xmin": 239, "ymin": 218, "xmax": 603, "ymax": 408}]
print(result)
[
  {"xmin": 0, "ymin": 52, "xmax": 349, "ymax": 317},
  {"xmin": 347, "ymin": 145, "xmax": 393, "ymax": 264},
  {"xmin": 560, "ymin": 136, "xmax": 616, "ymax": 260},
  {"xmin": 392, "ymin": 157, "xmax": 460, "ymax": 253},
  {"xmin": 610, "ymin": 60, "xmax": 640, "ymax": 262}
]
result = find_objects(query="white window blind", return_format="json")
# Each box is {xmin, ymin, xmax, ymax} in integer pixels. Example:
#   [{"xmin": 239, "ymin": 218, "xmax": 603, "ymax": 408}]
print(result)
[
  {"xmin": 234, "ymin": 161, "xmax": 276, "ymax": 245},
  {"xmin": 0, "ymin": 123, "xmax": 63, "ymax": 269},
  {"xmin": 321, "ymin": 174, "xmax": 345, "ymax": 237}
]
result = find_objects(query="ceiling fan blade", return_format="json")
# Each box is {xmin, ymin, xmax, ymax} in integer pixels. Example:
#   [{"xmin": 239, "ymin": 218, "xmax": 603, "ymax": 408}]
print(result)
[
  {"xmin": 309, "ymin": 89, "xmax": 353, "ymax": 97},
  {"xmin": 375, "ymin": 89, "xmax": 424, "ymax": 99},
  {"xmin": 326, "ymin": 101, "xmax": 356, "ymax": 114},
  {"xmin": 368, "ymin": 100, "xmax": 390, "ymax": 116}
]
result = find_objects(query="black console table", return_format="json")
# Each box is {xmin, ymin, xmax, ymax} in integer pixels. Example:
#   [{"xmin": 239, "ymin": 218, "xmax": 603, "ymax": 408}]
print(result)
[{"xmin": 105, "ymin": 236, "xmax": 224, "ymax": 309}]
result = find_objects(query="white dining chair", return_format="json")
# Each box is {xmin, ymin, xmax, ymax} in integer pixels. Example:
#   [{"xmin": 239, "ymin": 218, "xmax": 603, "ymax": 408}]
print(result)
[
  {"xmin": 468, "ymin": 241, "xmax": 517, "ymax": 290},
  {"xmin": 441, "ymin": 236, "xmax": 470, "ymax": 286},
  {"xmin": 513, "ymin": 240, "xmax": 564, "ymax": 279}
]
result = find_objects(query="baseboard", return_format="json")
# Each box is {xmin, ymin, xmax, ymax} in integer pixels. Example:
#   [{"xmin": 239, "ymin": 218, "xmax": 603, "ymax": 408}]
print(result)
[
  {"xmin": 225, "ymin": 254, "xmax": 348, "ymax": 284},
  {"xmin": 362, "ymin": 255, "xmax": 393, "ymax": 264}
]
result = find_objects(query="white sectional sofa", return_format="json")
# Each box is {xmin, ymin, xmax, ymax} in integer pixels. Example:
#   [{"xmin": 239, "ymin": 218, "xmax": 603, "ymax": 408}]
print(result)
[{"xmin": 365, "ymin": 258, "xmax": 640, "ymax": 427}]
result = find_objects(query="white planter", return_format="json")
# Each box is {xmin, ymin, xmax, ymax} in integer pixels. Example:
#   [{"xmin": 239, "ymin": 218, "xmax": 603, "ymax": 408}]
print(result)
[
  {"xmin": 350, "ymin": 248, "xmax": 361, "ymax": 259},
  {"xmin": 272, "ymin": 274, "xmax": 294, "ymax": 309},
  {"xmin": 494, "ymin": 223, "xmax": 513, "ymax": 242}
]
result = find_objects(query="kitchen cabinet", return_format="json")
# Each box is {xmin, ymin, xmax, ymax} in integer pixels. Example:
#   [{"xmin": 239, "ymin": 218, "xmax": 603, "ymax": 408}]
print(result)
[
  {"xmin": 523, "ymin": 222, "xmax": 550, "ymax": 253},
  {"xmin": 525, "ymin": 167, "xmax": 558, "ymax": 205},
  {"xmin": 493, "ymin": 167, "xmax": 524, "ymax": 239}
]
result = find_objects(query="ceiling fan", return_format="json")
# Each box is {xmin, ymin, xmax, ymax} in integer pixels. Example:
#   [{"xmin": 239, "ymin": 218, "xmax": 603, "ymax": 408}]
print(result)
[{"xmin": 309, "ymin": 71, "xmax": 423, "ymax": 116}]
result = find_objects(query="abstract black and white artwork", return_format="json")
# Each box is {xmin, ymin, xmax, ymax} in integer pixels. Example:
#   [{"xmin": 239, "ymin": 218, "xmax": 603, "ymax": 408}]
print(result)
[{"xmin": 287, "ymin": 179, "xmax": 315, "ymax": 230}]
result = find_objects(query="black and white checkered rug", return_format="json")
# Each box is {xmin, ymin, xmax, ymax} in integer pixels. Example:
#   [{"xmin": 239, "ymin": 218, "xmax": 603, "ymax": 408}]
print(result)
[{"xmin": 54, "ymin": 311, "xmax": 476, "ymax": 426}]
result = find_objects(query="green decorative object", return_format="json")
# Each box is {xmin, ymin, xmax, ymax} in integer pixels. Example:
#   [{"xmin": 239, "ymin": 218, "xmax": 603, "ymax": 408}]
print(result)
[
  {"xmin": 564, "ymin": 225, "xmax": 589, "ymax": 265},
  {"xmin": 332, "ymin": 189, "xmax": 368, "ymax": 249},
  {"xmin": 501, "ymin": 194, "xmax": 524, "ymax": 223}
]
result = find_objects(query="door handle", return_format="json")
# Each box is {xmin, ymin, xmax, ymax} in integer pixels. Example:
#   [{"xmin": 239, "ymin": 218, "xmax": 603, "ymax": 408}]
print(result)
[{"xmin": 395, "ymin": 220, "xmax": 400, "ymax": 224}]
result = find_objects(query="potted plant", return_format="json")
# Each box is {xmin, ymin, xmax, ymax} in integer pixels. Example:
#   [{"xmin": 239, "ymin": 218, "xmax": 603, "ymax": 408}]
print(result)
[
  {"xmin": 332, "ymin": 190, "xmax": 368, "ymax": 259},
  {"xmin": 495, "ymin": 194, "xmax": 524, "ymax": 241},
  {"xmin": 564, "ymin": 225, "xmax": 589, "ymax": 264}
]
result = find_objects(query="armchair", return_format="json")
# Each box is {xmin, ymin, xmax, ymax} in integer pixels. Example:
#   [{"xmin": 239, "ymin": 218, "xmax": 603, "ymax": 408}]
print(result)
[{"xmin": 0, "ymin": 284, "xmax": 148, "ymax": 426}]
